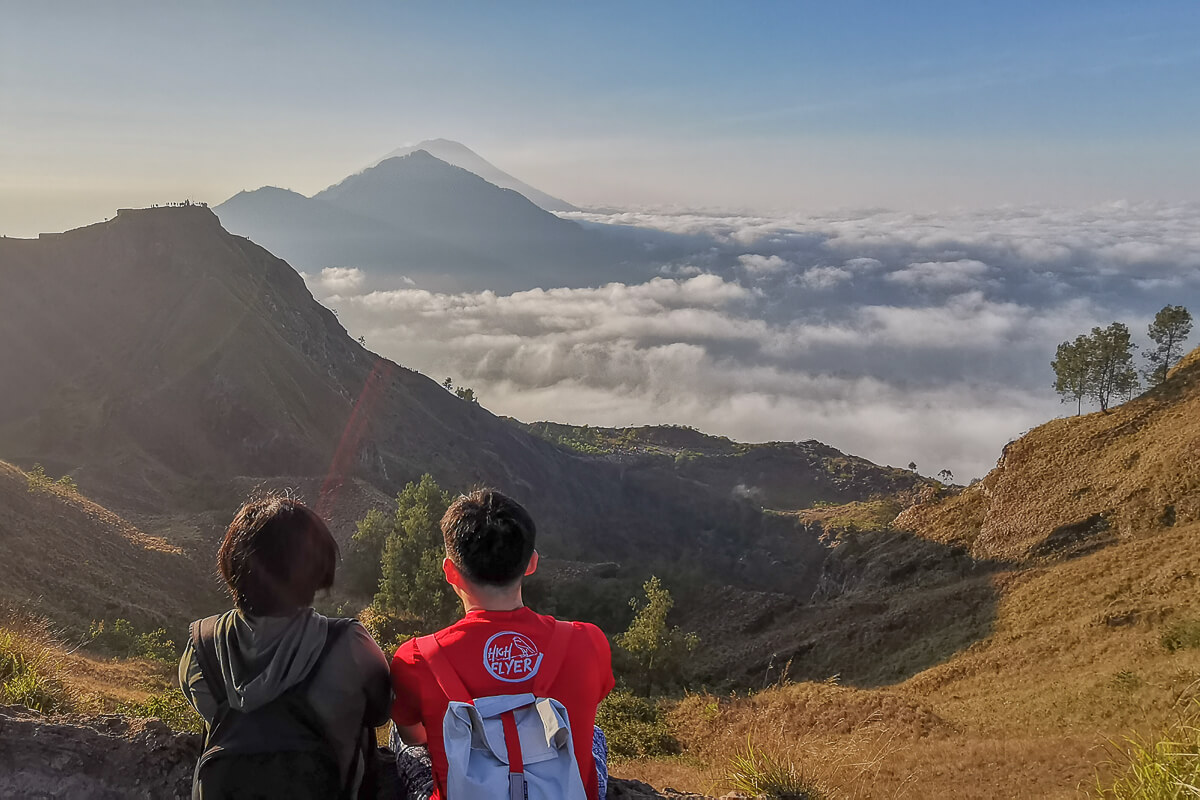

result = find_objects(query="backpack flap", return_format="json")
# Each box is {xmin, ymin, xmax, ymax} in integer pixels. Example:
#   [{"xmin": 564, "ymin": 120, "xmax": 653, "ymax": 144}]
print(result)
[
  {"xmin": 442, "ymin": 695, "xmax": 585, "ymax": 799},
  {"xmin": 444, "ymin": 694, "xmax": 533, "ymax": 758}
]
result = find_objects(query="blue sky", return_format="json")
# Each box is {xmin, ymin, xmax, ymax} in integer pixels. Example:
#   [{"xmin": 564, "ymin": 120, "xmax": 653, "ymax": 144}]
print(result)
[{"xmin": 3, "ymin": 1, "xmax": 1200, "ymax": 234}]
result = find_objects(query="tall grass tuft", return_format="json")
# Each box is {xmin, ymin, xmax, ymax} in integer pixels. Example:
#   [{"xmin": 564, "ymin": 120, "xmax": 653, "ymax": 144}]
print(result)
[
  {"xmin": 1095, "ymin": 701, "xmax": 1200, "ymax": 798},
  {"xmin": 726, "ymin": 739, "xmax": 827, "ymax": 800},
  {"xmin": 1162, "ymin": 619, "xmax": 1200, "ymax": 653},
  {"xmin": 0, "ymin": 626, "xmax": 76, "ymax": 714}
]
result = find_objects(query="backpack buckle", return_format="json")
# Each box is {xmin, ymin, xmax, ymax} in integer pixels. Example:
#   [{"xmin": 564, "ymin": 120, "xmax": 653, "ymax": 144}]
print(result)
[{"xmin": 509, "ymin": 771, "xmax": 527, "ymax": 800}]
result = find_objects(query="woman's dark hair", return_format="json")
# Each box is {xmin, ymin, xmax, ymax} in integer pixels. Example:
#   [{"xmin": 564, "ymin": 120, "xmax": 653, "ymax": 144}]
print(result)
[
  {"xmin": 441, "ymin": 489, "xmax": 536, "ymax": 587},
  {"xmin": 217, "ymin": 495, "xmax": 339, "ymax": 616}
]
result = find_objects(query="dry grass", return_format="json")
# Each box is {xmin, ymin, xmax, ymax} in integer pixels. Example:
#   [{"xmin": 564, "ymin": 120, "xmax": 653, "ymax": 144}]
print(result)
[
  {"xmin": 896, "ymin": 345, "xmax": 1200, "ymax": 561},
  {"xmin": 0, "ymin": 608, "xmax": 174, "ymax": 715},
  {"xmin": 1094, "ymin": 699, "xmax": 1200, "ymax": 798},
  {"xmin": 793, "ymin": 500, "xmax": 905, "ymax": 538},
  {"xmin": 616, "ymin": 735, "xmax": 1103, "ymax": 799},
  {"xmin": 620, "ymin": 518, "xmax": 1200, "ymax": 797}
]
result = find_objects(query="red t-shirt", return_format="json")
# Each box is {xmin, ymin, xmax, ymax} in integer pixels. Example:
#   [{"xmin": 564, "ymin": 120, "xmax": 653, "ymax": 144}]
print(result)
[{"xmin": 391, "ymin": 607, "xmax": 615, "ymax": 800}]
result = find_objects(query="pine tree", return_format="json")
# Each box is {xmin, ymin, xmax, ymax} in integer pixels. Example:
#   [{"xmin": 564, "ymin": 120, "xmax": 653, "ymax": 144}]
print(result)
[
  {"xmin": 1144, "ymin": 305, "xmax": 1192, "ymax": 386},
  {"xmin": 374, "ymin": 474, "xmax": 459, "ymax": 629},
  {"xmin": 1052, "ymin": 334, "xmax": 1092, "ymax": 415}
]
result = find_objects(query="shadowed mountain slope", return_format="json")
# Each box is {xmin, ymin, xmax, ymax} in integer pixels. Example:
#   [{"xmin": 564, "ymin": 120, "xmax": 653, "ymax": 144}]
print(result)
[
  {"xmin": 373, "ymin": 139, "xmax": 579, "ymax": 212},
  {"xmin": 518, "ymin": 421, "xmax": 930, "ymax": 511},
  {"xmin": 215, "ymin": 151, "xmax": 646, "ymax": 292},
  {"xmin": 0, "ymin": 206, "xmax": 821, "ymax": 598}
]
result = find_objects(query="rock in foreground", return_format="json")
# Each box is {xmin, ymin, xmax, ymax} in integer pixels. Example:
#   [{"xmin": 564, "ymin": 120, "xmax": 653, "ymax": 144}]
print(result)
[{"xmin": 0, "ymin": 705, "xmax": 711, "ymax": 799}]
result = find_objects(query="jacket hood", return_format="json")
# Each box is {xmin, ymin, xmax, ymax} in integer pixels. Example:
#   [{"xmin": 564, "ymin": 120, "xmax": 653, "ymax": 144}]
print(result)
[{"xmin": 208, "ymin": 608, "xmax": 329, "ymax": 712}]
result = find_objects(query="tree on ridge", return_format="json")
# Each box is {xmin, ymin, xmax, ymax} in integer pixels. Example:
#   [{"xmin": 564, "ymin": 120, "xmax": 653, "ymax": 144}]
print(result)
[
  {"xmin": 1087, "ymin": 322, "xmax": 1139, "ymax": 412},
  {"xmin": 1144, "ymin": 305, "xmax": 1192, "ymax": 386},
  {"xmin": 1052, "ymin": 334, "xmax": 1092, "ymax": 415},
  {"xmin": 1052, "ymin": 323, "xmax": 1139, "ymax": 414}
]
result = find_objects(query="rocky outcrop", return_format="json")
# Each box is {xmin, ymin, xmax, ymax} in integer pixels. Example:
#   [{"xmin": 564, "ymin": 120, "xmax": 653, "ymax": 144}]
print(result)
[
  {"xmin": 0, "ymin": 706, "xmax": 196, "ymax": 799},
  {"xmin": 0, "ymin": 705, "xmax": 712, "ymax": 799}
]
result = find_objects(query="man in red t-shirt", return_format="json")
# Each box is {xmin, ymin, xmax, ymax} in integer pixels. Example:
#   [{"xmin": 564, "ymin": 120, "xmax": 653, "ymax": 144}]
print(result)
[{"xmin": 390, "ymin": 489, "xmax": 615, "ymax": 800}]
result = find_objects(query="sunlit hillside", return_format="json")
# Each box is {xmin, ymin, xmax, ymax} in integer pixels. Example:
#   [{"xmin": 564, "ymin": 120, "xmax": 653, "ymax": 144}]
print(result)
[{"xmin": 613, "ymin": 346, "xmax": 1200, "ymax": 798}]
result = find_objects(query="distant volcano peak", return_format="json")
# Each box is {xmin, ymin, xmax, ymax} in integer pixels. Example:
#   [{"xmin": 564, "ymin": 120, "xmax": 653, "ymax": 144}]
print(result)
[{"xmin": 372, "ymin": 139, "xmax": 578, "ymax": 213}]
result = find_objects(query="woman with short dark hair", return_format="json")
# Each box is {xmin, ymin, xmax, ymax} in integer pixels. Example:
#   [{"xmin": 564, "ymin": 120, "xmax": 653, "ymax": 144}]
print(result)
[{"xmin": 179, "ymin": 495, "xmax": 392, "ymax": 799}]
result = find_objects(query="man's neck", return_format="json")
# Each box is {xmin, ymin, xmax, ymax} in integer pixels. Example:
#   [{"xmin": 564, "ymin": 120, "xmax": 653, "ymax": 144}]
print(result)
[{"xmin": 458, "ymin": 585, "xmax": 524, "ymax": 614}]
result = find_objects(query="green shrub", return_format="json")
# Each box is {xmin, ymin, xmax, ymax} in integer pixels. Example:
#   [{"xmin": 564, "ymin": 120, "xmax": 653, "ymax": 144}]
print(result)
[
  {"xmin": 0, "ymin": 629, "xmax": 74, "ymax": 714},
  {"xmin": 25, "ymin": 464, "xmax": 50, "ymax": 492},
  {"xmin": 1094, "ymin": 703, "xmax": 1200, "ymax": 798},
  {"xmin": 1161, "ymin": 619, "xmax": 1200, "ymax": 652},
  {"xmin": 25, "ymin": 464, "xmax": 78, "ymax": 494},
  {"xmin": 88, "ymin": 619, "xmax": 177, "ymax": 662},
  {"xmin": 596, "ymin": 690, "xmax": 680, "ymax": 760},
  {"xmin": 357, "ymin": 601, "xmax": 417, "ymax": 656},
  {"xmin": 614, "ymin": 576, "xmax": 698, "ymax": 694},
  {"xmin": 343, "ymin": 508, "xmax": 390, "ymax": 598},
  {"xmin": 726, "ymin": 740, "xmax": 826, "ymax": 800},
  {"xmin": 118, "ymin": 689, "xmax": 203, "ymax": 733}
]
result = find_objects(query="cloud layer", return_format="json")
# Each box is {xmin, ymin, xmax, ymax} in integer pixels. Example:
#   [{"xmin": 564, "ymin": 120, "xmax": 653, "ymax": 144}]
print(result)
[{"xmin": 310, "ymin": 202, "xmax": 1200, "ymax": 481}]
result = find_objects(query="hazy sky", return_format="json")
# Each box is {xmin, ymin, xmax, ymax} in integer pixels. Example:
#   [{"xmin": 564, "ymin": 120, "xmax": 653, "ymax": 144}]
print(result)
[{"xmin": 3, "ymin": 2, "xmax": 1200, "ymax": 235}]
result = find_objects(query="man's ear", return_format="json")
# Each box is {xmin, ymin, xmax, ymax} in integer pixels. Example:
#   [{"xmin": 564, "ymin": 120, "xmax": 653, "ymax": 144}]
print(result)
[
  {"xmin": 443, "ymin": 557, "xmax": 464, "ymax": 588},
  {"xmin": 524, "ymin": 550, "xmax": 539, "ymax": 577}
]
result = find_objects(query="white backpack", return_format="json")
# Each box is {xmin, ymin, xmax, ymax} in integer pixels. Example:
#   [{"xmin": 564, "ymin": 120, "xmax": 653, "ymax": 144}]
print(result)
[{"xmin": 416, "ymin": 621, "xmax": 589, "ymax": 800}]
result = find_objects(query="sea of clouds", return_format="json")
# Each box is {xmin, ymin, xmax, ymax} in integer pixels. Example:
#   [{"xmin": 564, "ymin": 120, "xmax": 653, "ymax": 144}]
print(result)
[{"xmin": 307, "ymin": 202, "xmax": 1200, "ymax": 481}]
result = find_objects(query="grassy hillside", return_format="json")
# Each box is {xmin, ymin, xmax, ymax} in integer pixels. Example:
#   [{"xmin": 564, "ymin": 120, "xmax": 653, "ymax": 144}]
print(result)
[
  {"xmin": 620, "ymin": 519, "xmax": 1200, "ymax": 798},
  {"xmin": 0, "ymin": 460, "xmax": 216, "ymax": 630},
  {"xmin": 895, "ymin": 344, "xmax": 1200, "ymax": 561},
  {"xmin": 616, "ymin": 347, "xmax": 1200, "ymax": 798}
]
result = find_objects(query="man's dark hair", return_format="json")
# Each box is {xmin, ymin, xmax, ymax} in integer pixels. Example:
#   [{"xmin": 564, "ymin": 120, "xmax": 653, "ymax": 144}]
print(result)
[
  {"xmin": 441, "ymin": 489, "xmax": 536, "ymax": 587},
  {"xmin": 217, "ymin": 495, "xmax": 339, "ymax": 616}
]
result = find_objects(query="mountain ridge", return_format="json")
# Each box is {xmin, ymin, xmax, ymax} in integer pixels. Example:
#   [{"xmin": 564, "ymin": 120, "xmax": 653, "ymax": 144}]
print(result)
[{"xmin": 0, "ymin": 205, "xmax": 824, "ymax": 598}]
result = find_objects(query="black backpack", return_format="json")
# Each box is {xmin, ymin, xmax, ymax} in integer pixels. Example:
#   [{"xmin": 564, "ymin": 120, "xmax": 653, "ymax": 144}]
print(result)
[{"xmin": 189, "ymin": 616, "xmax": 389, "ymax": 800}]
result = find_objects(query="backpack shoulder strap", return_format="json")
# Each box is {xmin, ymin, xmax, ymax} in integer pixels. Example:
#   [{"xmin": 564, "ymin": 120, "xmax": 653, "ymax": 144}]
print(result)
[
  {"xmin": 415, "ymin": 633, "xmax": 472, "ymax": 703},
  {"xmin": 189, "ymin": 615, "xmax": 228, "ymax": 707},
  {"xmin": 533, "ymin": 620, "xmax": 575, "ymax": 697}
]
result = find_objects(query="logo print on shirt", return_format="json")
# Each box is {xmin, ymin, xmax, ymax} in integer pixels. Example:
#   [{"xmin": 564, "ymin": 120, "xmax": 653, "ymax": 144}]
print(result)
[{"xmin": 483, "ymin": 631, "xmax": 543, "ymax": 682}]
